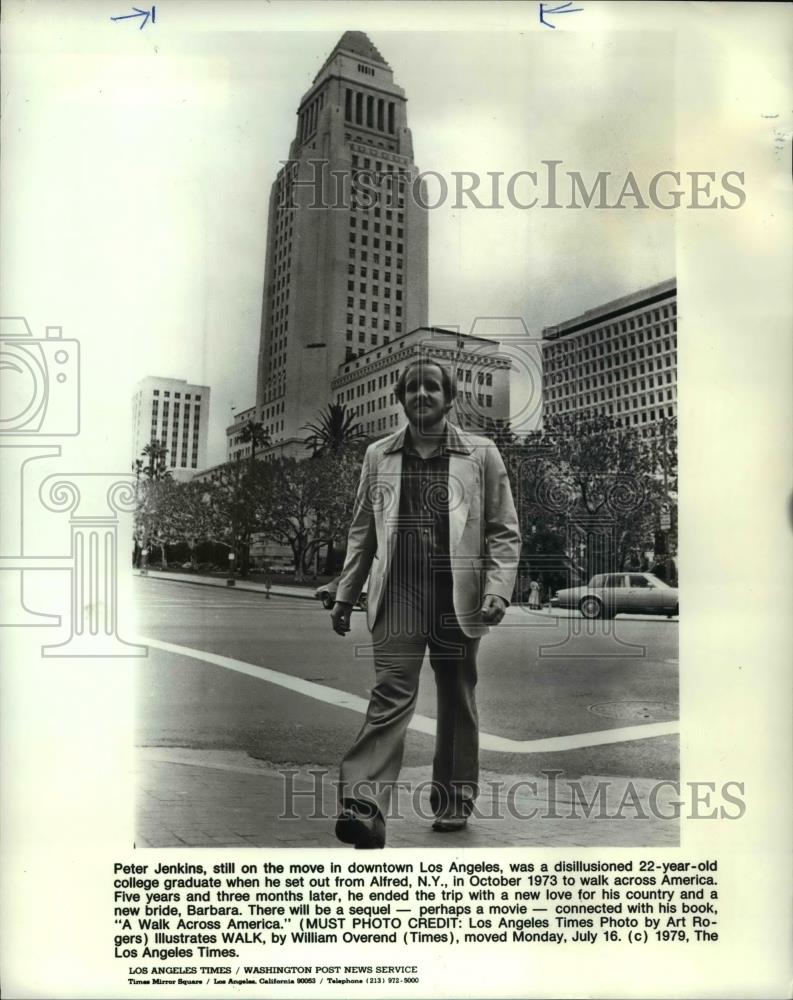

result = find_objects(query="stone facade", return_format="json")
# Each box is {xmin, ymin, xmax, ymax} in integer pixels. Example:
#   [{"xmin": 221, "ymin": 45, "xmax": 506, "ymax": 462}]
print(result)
[
  {"xmin": 331, "ymin": 326, "xmax": 511, "ymax": 438},
  {"xmin": 255, "ymin": 31, "xmax": 429, "ymax": 457}
]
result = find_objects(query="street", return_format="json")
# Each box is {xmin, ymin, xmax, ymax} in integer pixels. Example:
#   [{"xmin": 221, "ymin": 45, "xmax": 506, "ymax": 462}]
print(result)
[{"xmin": 134, "ymin": 575, "xmax": 679, "ymax": 849}]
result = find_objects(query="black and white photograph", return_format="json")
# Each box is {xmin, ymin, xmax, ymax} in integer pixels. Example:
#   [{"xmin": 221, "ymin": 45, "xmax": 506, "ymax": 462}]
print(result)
[
  {"xmin": 128, "ymin": 26, "xmax": 682, "ymax": 852},
  {"xmin": 1, "ymin": 2, "xmax": 790, "ymax": 997}
]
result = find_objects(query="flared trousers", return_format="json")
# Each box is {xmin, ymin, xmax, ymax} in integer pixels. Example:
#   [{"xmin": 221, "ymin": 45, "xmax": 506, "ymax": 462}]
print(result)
[{"xmin": 338, "ymin": 570, "xmax": 481, "ymax": 820}]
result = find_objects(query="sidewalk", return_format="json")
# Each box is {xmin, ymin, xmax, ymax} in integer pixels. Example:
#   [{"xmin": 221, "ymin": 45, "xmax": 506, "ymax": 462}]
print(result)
[
  {"xmin": 137, "ymin": 572, "xmax": 677, "ymax": 624},
  {"xmin": 137, "ymin": 568, "xmax": 319, "ymax": 601},
  {"xmin": 136, "ymin": 747, "xmax": 679, "ymax": 850}
]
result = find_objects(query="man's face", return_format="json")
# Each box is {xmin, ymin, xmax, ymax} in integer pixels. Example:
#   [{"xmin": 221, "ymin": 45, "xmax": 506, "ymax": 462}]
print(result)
[{"xmin": 402, "ymin": 363, "xmax": 448, "ymax": 431}]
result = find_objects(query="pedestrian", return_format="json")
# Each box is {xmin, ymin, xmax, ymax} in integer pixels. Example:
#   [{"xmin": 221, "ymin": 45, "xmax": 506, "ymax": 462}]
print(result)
[
  {"xmin": 330, "ymin": 358, "xmax": 521, "ymax": 848},
  {"xmin": 528, "ymin": 578, "xmax": 541, "ymax": 610}
]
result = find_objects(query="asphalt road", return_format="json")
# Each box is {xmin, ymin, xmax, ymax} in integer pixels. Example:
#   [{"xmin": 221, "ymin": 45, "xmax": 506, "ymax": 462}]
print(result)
[{"xmin": 134, "ymin": 576, "xmax": 679, "ymax": 781}]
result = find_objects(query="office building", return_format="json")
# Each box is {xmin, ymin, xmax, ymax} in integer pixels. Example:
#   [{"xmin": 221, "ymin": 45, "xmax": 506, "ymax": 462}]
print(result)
[
  {"xmin": 131, "ymin": 376, "xmax": 210, "ymax": 481},
  {"xmin": 331, "ymin": 326, "xmax": 511, "ymax": 437},
  {"xmin": 255, "ymin": 31, "xmax": 429, "ymax": 455},
  {"xmin": 226, "ymin": 405, "xmax": 257, "ymax": 463},
  {"xmin": 541, "ymin": 278, "xmax": 677, "ymax": 436}
]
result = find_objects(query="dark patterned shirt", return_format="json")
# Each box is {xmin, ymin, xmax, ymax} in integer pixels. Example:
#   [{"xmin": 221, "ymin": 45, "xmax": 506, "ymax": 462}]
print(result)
[{"xmin": 393, "ymin": 428, "xmax": 451, "ymax": 578}]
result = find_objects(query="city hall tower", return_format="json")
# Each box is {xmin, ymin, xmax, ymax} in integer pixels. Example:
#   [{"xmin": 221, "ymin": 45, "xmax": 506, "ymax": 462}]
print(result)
[{"xmin": 255, "ymin": 31, "xmax": 429, "ymax": 454}]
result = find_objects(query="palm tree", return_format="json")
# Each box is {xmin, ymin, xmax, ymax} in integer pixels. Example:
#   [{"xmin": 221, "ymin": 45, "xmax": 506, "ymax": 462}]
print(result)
[
  {"xmin": 239, "ymin": 418, "xmax": 269, "ymax": 471},
  {"xmin": 141, "ymin": 440, "xmax": 172, "ymax": 481},
  {"xmin": 301, "ymin": 402, "xmax": 366, "ymax": 457}
]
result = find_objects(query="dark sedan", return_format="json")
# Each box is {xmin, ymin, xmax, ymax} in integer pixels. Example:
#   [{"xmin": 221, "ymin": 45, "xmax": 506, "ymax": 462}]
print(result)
[{"xmin": 314, "ymin": 575, "xmax": 368, "ymax": 610}]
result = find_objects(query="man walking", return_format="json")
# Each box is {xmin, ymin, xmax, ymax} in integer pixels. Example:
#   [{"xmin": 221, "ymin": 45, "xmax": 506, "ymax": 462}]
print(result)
[{"xmin": 330, "ymin": 358, "xmax": 521, "ymax": 848}]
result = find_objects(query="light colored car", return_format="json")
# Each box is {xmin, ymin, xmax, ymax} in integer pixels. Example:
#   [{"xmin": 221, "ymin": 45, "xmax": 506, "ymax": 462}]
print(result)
[
  {"xmin": 551, "ymin": 572, "xmax": 679, "ymax": 619},
  {"xmin": 314, "ymin": 575, "xmax": 368, "ymax": 611}
]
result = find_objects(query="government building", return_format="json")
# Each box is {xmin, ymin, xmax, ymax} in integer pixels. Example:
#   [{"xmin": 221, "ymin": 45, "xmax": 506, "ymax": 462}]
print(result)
[
  {"xmin": 254, "ymin": 31, "xmax": 429, "ymax": 455},
  {"xmin": 541, "ymin": 278, "xmax": 677, "ymax": 436},
  {"xmin": 331, "ymin": 326, "xmax": 511, "ymax": 438},
  {"xmin": 131, "ymin": 376, "xmax": 210, "ymax": 481}
]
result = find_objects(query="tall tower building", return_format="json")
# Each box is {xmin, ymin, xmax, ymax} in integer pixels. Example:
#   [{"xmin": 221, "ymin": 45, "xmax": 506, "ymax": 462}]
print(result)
[{"xmin": 256, "ymin": 31, "xmax": 429, "ymax": 454}]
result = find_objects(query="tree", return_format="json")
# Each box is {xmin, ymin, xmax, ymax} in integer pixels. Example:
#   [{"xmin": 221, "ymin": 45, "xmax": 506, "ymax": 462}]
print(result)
[
  {"xmin": 239, "ymin": 418, "xmax": 270, "ymax": 472},
  {"xmin": 141, "ymin": 440, "xmax": 172, "ymax": 481},
  {"xmin": 134, "ymin": 477, "xmax": 182, "ymax": 567},
  {"xmin": 495, "ymin": 430, "xmax": 572, "ymax": 599},
  {"xmin": 255, "ymin": 452, "xmax": 361, "ymax": 581},
  {"xmin": 302, "ymin": 403, "xmax": 368, "ymax": 572},
  {"xmin": 301, "ymin": 402, "xmax": 366, "ymax": 457},
  {"xmin": 168, "ymin": 480, "xmax": 222, "ymax": 569},
  {"xmin": 481, "ymin": 417, "xmax": 519, "ymax": 454},
  {"xmin": 198, "ymin": 459, "xmax": 274, "ymax": 577},
  {"xmin": 132, "ymin": 441, "xmax": 173, "ymax": 565},
  {"xmin": 537, "ymin": 413, "xmax": 670, "ymax": 576}
]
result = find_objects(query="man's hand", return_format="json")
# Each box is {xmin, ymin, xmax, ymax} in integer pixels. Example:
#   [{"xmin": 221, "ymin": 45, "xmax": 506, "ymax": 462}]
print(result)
[
  {"xmin": 481, "ymin": 594, "xmax": 508, "ymax": 625},
  {"xmin": 330, "ymin": 601, "xmax": 353, "ymax": 636}
]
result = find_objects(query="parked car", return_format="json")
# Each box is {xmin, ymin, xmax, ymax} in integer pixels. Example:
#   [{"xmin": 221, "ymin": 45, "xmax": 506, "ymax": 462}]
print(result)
[
  {"xmin": 550, "ymin": 572, "xmax": 678, "ymax": 619},
  {"xmin": 314, "ymin": 575, "xmax": 368, "ymax": 611}
]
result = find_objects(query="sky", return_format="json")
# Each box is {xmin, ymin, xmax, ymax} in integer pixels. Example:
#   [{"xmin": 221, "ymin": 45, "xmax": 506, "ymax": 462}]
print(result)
[{"xmin": 4, "ymin": 6, "xmax": 676, "ymax": 466}]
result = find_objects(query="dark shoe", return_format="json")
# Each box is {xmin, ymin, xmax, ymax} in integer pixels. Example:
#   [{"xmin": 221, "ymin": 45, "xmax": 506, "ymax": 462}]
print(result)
[
  {"xmin": 335, "ymin": 805, "xmax": 385, "ymax": 849},
  {"xmin": 432, "ymin": 815, "xmax": 468, "ymax": 833}
]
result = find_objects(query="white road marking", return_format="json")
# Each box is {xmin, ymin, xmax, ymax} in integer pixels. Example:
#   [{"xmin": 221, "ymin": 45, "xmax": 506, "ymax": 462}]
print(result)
[
  {"xmin": 140, "ymin": 636, "xmax": 679, "ymax": 754},
  {"xmin": 139, "ymin": 602, "xmax": 306, "ymax": 610}
]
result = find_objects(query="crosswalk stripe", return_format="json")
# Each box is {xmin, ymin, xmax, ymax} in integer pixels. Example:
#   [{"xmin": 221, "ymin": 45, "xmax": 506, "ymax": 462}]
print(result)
[{"xmin": 139, "ymin": 636, "xmax": 679, "ymax": 754}]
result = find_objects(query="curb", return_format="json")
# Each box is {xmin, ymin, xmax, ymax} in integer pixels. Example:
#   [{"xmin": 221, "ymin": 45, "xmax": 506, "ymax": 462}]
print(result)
[{"xmin": 136, "ymin": 570, "xmax": 319, "ymax": 602}]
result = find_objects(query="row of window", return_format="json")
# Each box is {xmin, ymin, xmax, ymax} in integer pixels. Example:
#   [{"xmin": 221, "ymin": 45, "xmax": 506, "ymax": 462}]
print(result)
[
  {"xmin": 545, "ymin": 401, "xmax": 677, "ymax": 424},
  {"xmin": 546, "ymin": 372, "xmax": 676, "ymax": 399},
  {"xmin": 546, "ymin": 357, "xmax": 678, "ymax": 391},
  {"xmin": 345, "ymin": 317, "xmax": 403, "ymax": 334},
  {"xmin": 263, "ymin": 400, "xmax": 284, "ymax": 421},
  {"xmin": 551, "ymin": 318, "xmax": 674, "ymax": 344},
  {"xmin": 344, "ymin": 89, "xmax": 396, "ymax": 134},
  {"xmin": 349, "ymin": 216, "xmax": 404, "ymax": 238},
  {"xmin": 342, "ymin": 391, "xmax": 497, "ymax": 427},
  {"xmin": 351, "ymin": 153, "xmax": 408, "ymax": 178},
  {"xmin": 147, "ymin": 437, "xmax": 200, "ymax": 470},
  {"xmin": 346, "ymin": 297, "xmax": 402, "ymax": 314},
  {"xmin": 545, "ymin": 340, "xmax": 676, "ymax": 375},
  {"xmin": 151, "ymin": 407, "xmax": 201, "ymax": 426},
  {"xmin": 150, "ymin": 425, "xmax": 201, "ymax": 444},
  {"xmin": 152, "ymin": 390, "xmax": 202, "ymax": 400},
  {"xmin": 550, "ymin": 303, "xmax": 676, "ymax": 345},
  {"xmin": 351, "ymin": 203, "xmax": 405, "ymax": 224},
  {"xmin": 348, "ymin": 230, "xmax": 404, "ymax": 255},
  {"xmin": 546, "ymin": 362, "xmax": 677, "ymax": 389},
  {"xmin": 345, "ymin": 132, "xmax": 398, "ymax": 155},
  {"xmin": 547, "ymin": 383, "xmax": 676, "ymax": 405}
]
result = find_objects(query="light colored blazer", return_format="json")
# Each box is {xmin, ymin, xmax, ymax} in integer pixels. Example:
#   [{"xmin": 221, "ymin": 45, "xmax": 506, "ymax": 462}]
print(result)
[{"xmin": 335, "ymin": 422, "xmax": 521, "ymax": 638}]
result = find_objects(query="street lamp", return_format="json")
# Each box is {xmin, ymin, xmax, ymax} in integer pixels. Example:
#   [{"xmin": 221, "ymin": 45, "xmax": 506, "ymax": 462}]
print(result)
[{"xmin": 227, "ymin": 550, "xmax": 236, "ymax": 587}]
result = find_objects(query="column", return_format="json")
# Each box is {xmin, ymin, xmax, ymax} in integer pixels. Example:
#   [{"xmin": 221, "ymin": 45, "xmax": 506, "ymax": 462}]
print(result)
[{"xmin": 40, "ymin": 474, "xmax": 147, "ymax": 657}]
